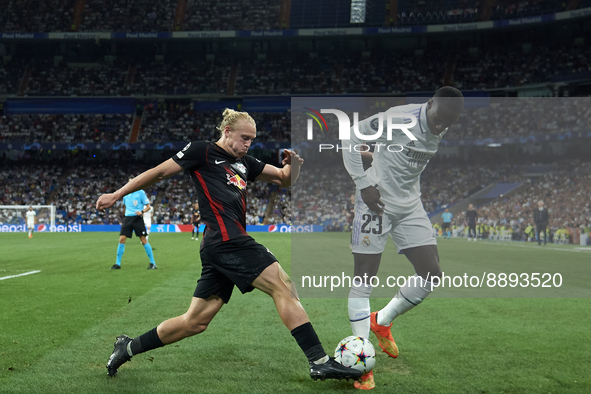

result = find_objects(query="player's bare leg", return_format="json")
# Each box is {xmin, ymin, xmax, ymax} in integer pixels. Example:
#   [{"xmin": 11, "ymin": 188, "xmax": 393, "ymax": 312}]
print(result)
[
  {"xmin": 106, "ymin": 296, "xmax": 223, "ymax": 377},
  {"xmin": 157, "ymin": 296, "xmax": 224, "ymax": 344},
  {"xmin": 252, "ymin": 262, "xmax": 362, "ymax": 382},
  {"xmin": 374, "ymin": 245, "xmax": 441, "ymax": 358},
  {"xmin": 404, "ymin": 245, "xmax": 442, "ymax": 281},
  {"xmin": 252, "ymin": 262, "xmax": 308, "ymax": 330}
]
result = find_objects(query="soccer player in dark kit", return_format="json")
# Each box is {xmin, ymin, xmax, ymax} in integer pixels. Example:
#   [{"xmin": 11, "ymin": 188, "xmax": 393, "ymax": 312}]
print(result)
[
  {"xmin": 96, "ymin": 108, "xmax": 362, "ymax": 382},
  {"xmin": 466, "ymin": 204, "xmax": 478, "ymax": 241},
  {"xmin": 191, "ymin": 201, "xmax": 201, "ymax": 241}
]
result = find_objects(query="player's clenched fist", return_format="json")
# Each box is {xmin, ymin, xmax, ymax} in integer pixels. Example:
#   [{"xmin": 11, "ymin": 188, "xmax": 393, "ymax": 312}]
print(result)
[
  {"xmin": 96, "ymin": 193, "xmax": 118, "ymax": 212},
  {"xmin": 282, "ymin": 149, "xmax": 304, "ymax": 167}
]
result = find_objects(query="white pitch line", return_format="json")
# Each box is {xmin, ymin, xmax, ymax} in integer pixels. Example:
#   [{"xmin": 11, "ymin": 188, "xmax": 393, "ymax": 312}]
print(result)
[
  {"xmin": 448, "ymin": 238, "xmax": 591, "ymax": 253},
  {"xmin": 0, "ymin": 270, "xmax": 41, "ymax": 281},
  {"xmin": 488, "ymin": 242, "xmax": 591, "ymax": 253}
]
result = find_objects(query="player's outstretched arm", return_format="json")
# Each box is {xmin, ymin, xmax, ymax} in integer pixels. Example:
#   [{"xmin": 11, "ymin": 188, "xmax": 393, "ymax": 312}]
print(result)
[
  {"xmin": 256, "ymin": 149, "xmax": 304, "ymax": 187},
  {"xmin": 96, "ymin": 158, "xmax": 183, "ymax": 211}
]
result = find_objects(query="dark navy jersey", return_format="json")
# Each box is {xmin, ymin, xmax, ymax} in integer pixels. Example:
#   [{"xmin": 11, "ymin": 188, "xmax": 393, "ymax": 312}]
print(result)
[
  {"xmin": 533, "ymin": 207, "xmax": 549, "ymax": 225},
  {"xmin": 466, "ymin": 209, "xmax": 478, "ymax": 225},
  {"xmin": 172, "ymin": 141, "xmax": 266, "ymax": 248}
]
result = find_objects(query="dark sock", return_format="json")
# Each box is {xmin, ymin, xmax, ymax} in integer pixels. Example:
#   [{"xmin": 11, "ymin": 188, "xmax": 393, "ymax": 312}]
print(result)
[
  {"xmin": 291, "ymin": 322, "xmax": 327, "ymax": 363},
  {"xmin": 130, "ymin": 327, "xmax": 164, "ymax": 356}
]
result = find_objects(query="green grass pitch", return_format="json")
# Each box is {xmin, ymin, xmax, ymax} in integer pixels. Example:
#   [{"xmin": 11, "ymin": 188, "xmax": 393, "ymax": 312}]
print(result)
[{"xmin": 1, "ymin": 232, "xmax": 590, "ymax": 393}]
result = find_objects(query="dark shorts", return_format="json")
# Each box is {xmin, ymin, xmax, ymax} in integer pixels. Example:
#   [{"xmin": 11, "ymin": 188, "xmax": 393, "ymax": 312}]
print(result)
[
  {"xmin": 194, "ymin": 236, "xmax": 277, "ymax": 303},
  {"xmin": 193, "ymin": 221, "xmax": 200, "ymax": 227},
  {"xmin": 120, "ymin": 216, "xmax": 147, "ymax": 238},
  {"xmin": 442, "ymin": 222, "xmax": 451, "ymax": 231}
]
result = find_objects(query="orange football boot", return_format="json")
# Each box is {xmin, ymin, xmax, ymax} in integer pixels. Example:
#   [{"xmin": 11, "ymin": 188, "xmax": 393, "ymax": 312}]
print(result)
[
  {"xmin": 354, "ymin": 371, "xmax": 375, "ymax": 390},
  {"xmin": 370, "ymin": 312, "xmax": 398, "ymax": 358}
]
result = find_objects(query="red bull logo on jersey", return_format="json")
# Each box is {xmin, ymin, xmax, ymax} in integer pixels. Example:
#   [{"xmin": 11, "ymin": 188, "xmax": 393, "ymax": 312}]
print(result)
[{"xmin": 227, "ymin": 173, "xmax": 247, "ymax": 190}]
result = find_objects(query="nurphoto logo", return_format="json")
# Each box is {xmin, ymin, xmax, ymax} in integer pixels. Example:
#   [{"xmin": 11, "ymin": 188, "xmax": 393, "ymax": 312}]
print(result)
[{"xmin": 304, "ymin": 108, "xmax": 418, "ymax": 152}]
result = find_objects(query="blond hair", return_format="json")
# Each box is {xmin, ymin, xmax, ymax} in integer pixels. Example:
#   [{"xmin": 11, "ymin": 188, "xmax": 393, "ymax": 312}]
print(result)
[{"xmin": 217, "ymin": 108, "xmax": 256, "ymax": 137}]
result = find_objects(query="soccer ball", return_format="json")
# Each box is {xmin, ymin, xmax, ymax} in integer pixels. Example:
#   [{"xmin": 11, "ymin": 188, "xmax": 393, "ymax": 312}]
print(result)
[{"xmin": 334, "ymin": 336, "xmax": 376, "ymax": 373}]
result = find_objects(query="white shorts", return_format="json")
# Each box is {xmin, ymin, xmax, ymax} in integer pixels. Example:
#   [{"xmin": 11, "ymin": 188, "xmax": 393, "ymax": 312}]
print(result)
[
  {"xmin": 144, "ymin": 220, "xmax": 152, "ymax": 229},
  {"xmin": 351, "ymin": 192, "xmax": 436, "ymax": 254},
  {"xmin": 27, "ymin": 221, "xmax": 35, "ymax": 230}
]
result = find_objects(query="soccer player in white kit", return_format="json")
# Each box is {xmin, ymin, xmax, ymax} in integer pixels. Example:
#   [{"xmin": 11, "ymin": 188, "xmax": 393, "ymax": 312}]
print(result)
[
  {"xmin": 341, "ymin": 87, "xmax": 464, "ymax": 389},
  {"xmin": 26, "ymin": 206, "xmax": 36, "ymax": 238},
  {"xmin": 143, "ymin": 205, "xmax": 153, "ymax": 241}
]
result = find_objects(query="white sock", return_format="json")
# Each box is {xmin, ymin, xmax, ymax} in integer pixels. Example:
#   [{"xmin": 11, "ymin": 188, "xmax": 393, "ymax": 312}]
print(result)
[
  {"xmin": 377, "ymin": 274, "xmax": 433, "ymax": 326},
  {"xmin": 126, "ymin": 342, "xmax": 134, "ymax": 357},
  {"xmin": 28, "ymin": 230, "xmax": 32, "ymax": 236},
  {"xmin": 313, "ymin": 355, "xmax": 329, "ymax": 364},
  {"xmin": 348, "ymin": 279, "xmax": 372, "ymax": 339}
]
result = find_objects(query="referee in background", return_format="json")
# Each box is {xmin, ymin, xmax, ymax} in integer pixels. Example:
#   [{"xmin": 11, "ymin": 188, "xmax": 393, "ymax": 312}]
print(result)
[
  {"xmin": 111, "ymin": 177, "xmax": 157, "ymax": 270},
  {"xmin": 441, "ymin": 208, "xmax": 453, "ymax": 239}
]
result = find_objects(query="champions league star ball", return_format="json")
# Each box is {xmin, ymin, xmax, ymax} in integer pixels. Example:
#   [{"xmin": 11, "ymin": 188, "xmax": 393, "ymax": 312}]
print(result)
[{"xmin": 334, "ymin": 336, "xmax": 376, "ymax": 373}]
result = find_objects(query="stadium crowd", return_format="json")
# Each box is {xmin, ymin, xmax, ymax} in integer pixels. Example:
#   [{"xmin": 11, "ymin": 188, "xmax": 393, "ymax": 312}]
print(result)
[
  {"xmin": 24, "ymin": 61, "xmax": 130, "ymax": 97},
  {"xmin": 292, "ymin": 162, "xmax": 355, "ymax": 230},
  {"xmin": 0, "ymin": 0, "xmax": 76, "ymax": 33},
  {"xmin": 0, "ymin": 113, "xmax": 133, "ymax": 143},
  {"xmin": 1, "ymin": 152, "xmax": 589, "ymax": 244},
  {"xmin": 451, "ymin": 161, "xmax": 591, "ymax": 243},
  {"xmin": 2, "ymin": 44, "xmax": 588, "ymax": 98},
  {"xmin": 3, "ymin": 98, "xmax": 590, "ymax": 144},
  {"xmin": 234, "ymin": 57, "xmax": 339, "ymax": 95},
  {"xmin": 396, "ymin": 0, "xmax": 479, "ymax": 25},
  {"xmin": 1, "ymin": 0, "xmax": 590, "ymax": 243},
  {"xmin": 183, "ymin": 0, "xmax": 281, "ymax": 31},
  {"xmin": 453, "ymin": 45, "xmax": 591, "ymax": 90},
  {"xmin": 419, "ymin": 162, "xmax": 523, "ymax": 213},
  {"xmin": 0, "ymin": 107, "xmax": 291, "ymax": 144},
  {"xmin": 0, "ymin": 0, "xmax": 575, "ymax": 33},
  {"xmin": 0, "ymin": 154, "xmax": 286, "ymax": 228},
  {"xmin": 340, "ymin": 55, "xmax": 444, "ymax": 94},
  {"xmin": 489, "ymin": 0, "xmax": 565, "ymax": 20},
  {"xmin": 451, "ymin": 98, "xmax": 591, "ymax": 139},
  {"xmin": 79, "ymin": 0, "xmax": 176, "ymax": 33},
  {"xmin": 131, "ymin": 61, "xmax": 230, "ymax": 96},
  {"xmin": 139, "ymin": 105, "xmax": 290, "ymax": 143},
  {"xmin": 396, "ymin": 0, "xmax": 566, "ymax": 25}
]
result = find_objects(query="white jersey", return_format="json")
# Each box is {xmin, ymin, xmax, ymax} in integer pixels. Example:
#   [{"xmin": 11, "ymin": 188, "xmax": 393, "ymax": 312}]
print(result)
[
  {"xmin": 143, "ymin": 206, "xmax": 153, "ymax": 224},
  {"xmin": 342, "ymin": 103, "xmax": 446, "ymax": 214},
  {"xmin": 26, "ymin": 210, "xmax": 36, "ymax": 224}
]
